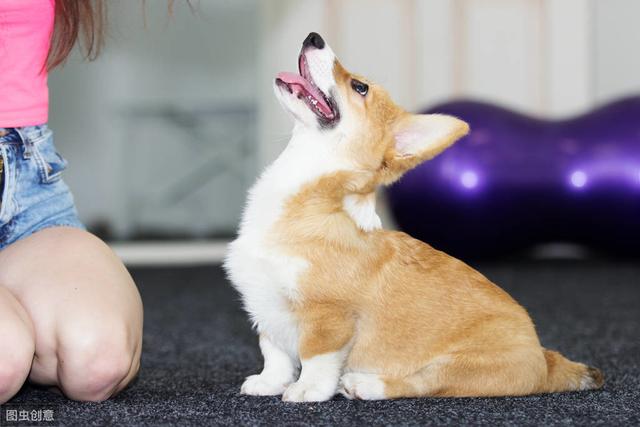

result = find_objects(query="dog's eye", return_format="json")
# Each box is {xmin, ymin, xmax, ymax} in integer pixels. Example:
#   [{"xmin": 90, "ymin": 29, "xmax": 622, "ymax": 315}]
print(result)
[{"xmin": 351, "ymin": 79, "xmax": 369, "ymax": 96}]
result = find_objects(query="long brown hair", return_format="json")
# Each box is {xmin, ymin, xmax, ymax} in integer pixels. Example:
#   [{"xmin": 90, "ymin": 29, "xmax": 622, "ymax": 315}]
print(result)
[
  {"xmin": 47, "ymin": 0, "xmax": 106, "ymax": 70},
  {"xmin": 47, "ymin": 0, "xmax": 181, "ymax": 70}
]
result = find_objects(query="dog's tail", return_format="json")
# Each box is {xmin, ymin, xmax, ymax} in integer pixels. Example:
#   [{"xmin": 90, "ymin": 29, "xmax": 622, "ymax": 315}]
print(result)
[{"xmin": 540, "ymin": 349, "xmax": 604, "ymax": 393}]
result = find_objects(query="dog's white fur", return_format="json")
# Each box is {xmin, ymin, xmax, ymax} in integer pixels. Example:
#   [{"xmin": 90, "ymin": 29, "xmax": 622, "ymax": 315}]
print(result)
[
  {"xmin": 240, "ymin": 335, "xmax": 296, "ymax": 395},
  {"xmin": 282, "ymin": 347, "xmax": 349, "ymax": 402},
  {"xmin": 339, "ymin": 372, "xmax": 386, "ymax": 400},
  {"xmin": 225, "ymin": 128, "xmax": 348, "ymax": 360}
]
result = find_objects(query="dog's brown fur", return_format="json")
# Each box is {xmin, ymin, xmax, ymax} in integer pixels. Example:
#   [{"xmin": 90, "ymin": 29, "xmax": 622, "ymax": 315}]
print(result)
[{"xmin": 267, "ymin": 57, "xmax": 603, "ymax": 398}]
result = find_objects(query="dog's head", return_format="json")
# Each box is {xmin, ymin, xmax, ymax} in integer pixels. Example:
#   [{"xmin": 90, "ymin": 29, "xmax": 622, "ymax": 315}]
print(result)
[{"xmin": 275, "ymin": 32, "xmax": 469, "ymax": 186}]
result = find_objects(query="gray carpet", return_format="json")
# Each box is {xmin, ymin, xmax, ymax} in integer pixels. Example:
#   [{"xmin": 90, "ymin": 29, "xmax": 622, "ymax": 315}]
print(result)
[{"xmin": 5, "ymin": 261, "xmax": 640, "ymax": 426}]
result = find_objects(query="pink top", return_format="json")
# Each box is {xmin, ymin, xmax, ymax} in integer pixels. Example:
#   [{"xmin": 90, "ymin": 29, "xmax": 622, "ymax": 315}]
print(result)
[{"xmin": 0, "ymin": 0, "xmax": 55, "ymax": 127}]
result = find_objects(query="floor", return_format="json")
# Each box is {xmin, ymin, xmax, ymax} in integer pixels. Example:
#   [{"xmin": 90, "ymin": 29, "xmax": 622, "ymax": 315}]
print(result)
[{"xmin": 6, "ymin": 261, "xmax": 640, "ymax": 426}]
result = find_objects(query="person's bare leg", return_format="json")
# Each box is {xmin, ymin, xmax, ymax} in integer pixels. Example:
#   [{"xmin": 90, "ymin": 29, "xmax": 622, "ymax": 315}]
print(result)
[
  {"xmin": 0, "ymin": 227, "xmax": 143, "ymax": 401},
  {"xmin": 0, "ymin": 286, "xmax": 35, "ymax": 403}
]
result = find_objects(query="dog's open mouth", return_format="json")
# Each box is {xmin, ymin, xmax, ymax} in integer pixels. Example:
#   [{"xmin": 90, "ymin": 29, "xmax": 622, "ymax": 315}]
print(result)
[{"xmin": 275, "ymin": 54, "xmax": 339, "ymax": 125}]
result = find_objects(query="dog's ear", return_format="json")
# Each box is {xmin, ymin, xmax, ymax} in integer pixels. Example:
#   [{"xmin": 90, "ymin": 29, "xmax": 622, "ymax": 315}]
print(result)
[
  {"xmin": 393, "ymin": 113, "xmax": 469, "ymax": 163},
  {"xmin": 379, "ymin": 113, "xmax": 469, "ymax": 184}
]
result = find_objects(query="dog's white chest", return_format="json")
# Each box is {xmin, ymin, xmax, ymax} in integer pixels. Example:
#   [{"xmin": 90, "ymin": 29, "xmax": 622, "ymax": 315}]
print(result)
[
  {"xmin": 224, "ymin": 133, "xmax": 356, "ymax": 358},
  {"xmin": 226, "ymin": 211, "xmax": 308, "ymax": 359},
  {"xmin": 224, "ymin": 141, "xmax": 320, "ymax": 358},
  {"xmin": 226, "ymin": 235, "xmax": 305, "ymax": 358}
]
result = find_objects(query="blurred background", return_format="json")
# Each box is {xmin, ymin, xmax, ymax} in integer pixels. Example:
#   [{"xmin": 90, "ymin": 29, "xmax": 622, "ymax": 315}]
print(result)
[
  {"xmin": 48, "ymin": 0, "xmax": 640, "ymax": 264},
  {"xmin": 19, "ymin": 1, "xmax": 639, "ymax": 419}
]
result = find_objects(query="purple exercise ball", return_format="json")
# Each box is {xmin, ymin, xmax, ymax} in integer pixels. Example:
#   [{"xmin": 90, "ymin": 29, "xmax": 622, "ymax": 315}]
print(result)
[{"xmin": 386, "ymin": 97, "xmax": 640, "ymax": 259}]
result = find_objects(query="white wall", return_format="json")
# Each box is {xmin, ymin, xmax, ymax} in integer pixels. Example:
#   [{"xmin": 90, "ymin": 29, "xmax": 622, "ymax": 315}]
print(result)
[
  {"xmin": 48, "ymin": 0, "xmax": 258, "ymax": 236},
  {"xmin": 46, "ymin": 1, "xmax": 640, "ymax": 237},
  {"xmin": 593, "ymin": 0, "xmax": 640, "ymax": 103}
]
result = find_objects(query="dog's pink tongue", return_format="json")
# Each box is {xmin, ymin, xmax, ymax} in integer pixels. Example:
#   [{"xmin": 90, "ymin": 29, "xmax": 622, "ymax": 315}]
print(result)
[{"xmin": 277, "ymin": 72, "xmax": 333, "ymax": 118}]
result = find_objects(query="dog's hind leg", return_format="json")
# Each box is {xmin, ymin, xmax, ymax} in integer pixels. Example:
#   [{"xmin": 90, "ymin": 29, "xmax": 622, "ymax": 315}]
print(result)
[{"xmin": 340, "ymin": 349, "xmax": 549, "ymax": 399}]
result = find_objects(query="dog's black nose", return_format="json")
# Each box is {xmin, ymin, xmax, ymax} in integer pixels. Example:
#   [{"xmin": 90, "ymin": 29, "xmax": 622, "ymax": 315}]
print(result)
[{"xmin": 303, "ymin": 32, "xmax": 325, "ymax": 49}]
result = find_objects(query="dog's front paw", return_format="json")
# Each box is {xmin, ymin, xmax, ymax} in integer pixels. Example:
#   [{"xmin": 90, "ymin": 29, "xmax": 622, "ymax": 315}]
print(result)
[
  {"xmin": 339, "ymin": 373, "xmax": 386, "ymax": 400},
  {"xmin": 282, "ymin": 381, "xmax": 335, "ymax": 402},
  {"xmin": 240, "ymin": 374, "xmax": 291, "ymax": 396}
]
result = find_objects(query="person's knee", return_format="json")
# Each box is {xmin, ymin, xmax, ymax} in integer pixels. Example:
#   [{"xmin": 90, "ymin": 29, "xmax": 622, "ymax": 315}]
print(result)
[
  {"xmin": 0, "ymin": 341, "xmax": 34, "ymax": 403},
  {"xmin": 0, "ymin": 294, "xmax": 35, "ymax": 404},
  {"xmin": 58, "ymin": 329, "xmax": 137, "ymax": 402}
]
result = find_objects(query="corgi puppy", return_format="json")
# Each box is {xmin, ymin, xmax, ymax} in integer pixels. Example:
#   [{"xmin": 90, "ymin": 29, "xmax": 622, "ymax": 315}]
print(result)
[{"xmin": 224, "ymin": 32, "xmax": 603, "ymax": 402}]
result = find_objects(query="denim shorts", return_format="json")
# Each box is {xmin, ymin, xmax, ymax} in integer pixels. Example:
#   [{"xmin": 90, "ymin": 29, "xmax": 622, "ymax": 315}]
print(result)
[{"xmin": 0, "ymin": 124, "xmax": 84, "ymax": 250}]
